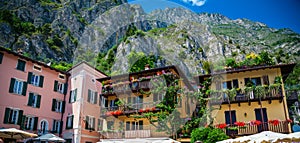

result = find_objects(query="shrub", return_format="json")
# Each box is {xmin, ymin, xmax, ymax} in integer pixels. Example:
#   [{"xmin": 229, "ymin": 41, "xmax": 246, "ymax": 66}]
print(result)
[{"xmin": 191, "ymin": 127, "xmax": 229, "ymax": 143}]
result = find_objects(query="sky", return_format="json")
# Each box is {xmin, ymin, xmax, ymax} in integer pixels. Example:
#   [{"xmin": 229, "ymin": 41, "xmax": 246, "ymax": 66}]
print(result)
[{"xmin": 128, "ymin": 0, "xmax": 300, "ymax": 34}]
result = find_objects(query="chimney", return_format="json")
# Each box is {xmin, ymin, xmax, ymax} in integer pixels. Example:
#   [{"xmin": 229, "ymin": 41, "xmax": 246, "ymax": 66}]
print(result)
[{"xmin": 145, "ymin": 64, "xmax": 150, "ymax": 70}]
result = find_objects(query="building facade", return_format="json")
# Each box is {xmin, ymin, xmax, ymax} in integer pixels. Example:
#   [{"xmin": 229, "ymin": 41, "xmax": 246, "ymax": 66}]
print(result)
[
  {"xmin": 0, "ymin": 48, "xmax": 68, "ymax": 138},
  {"xmin": 196, "ymin": 64, "xmax": 295, "ymax": 137}
]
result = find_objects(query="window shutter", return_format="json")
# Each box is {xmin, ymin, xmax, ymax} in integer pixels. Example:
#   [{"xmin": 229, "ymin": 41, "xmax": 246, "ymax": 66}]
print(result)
[
  {"xmin": 52, "ymin": 99, "xmax": 56, "ymax": 111},
  {"xmin": 53, "ymin": 120, "xmax": 56, "ymax": 132},
  {"xmin": 94, "ymin": 92, "xmax": 98, "ymax": 104},
  {"xmin": 0, "ymin": 52, "xmax": 3, "ymax": 64},
  {"xmin": 85, "ymin": 116, "xmax": 89, "ymax": 129},
  {"xmin": 20, "ymin": 116, "xmax": 26, "ymax": 130},
  {"xmin": 17, "ymin": 110, "xmax": 23, "ymax": 125},
  {"xmin": 74, "ymin": 89, "xmax": 77, "ymax": 102},
  {"xmin": 69, "ymin": 90, "xmax": 72, "ymax": 103},
  {"xmin": 99, "ymin": 94, "xmax": 102, "ymax": 106},
  {"xmin": 63, "ymin": 83, "xmax": 68, "ymax": 95},
  {"xmin": 28, "ymin": 93, "xmax": 33, "ymax": 106},
  {"xmin": 21, "ymin": 60, "xmax": 26, "ymax": 71},
  {"xmin": 9, "ymin": 78, "xmax": 16, "ymax": 93},
  {"xmin": 87, "ymin": 89, "xmax": 91, "ymax": 103},
  {"xmin": 139, "ymin": 120, "xmax": 143, "ymax": 130},
  {"xmin": 59, "ymin": 121, "xmax": 63, "ymax": 134},
  {"xmin": 54, "ymin": 80, "xmax": 58, "ymax": 92},
  {"xmin": 39, "ymin": 75, "xmax": 44, "ymax": 87},
  {"xmin": 66, "ymin": 117, "xmax": 69, "ymax": 129},
  {"xmin": 33, "ymin": 117, "xmax": 38, "ymax": 130},
  {"xmin": 61, "ymin": 101, "xmax": 66, "ymax": 113},
  {"xmin": 92, "ymin": 118, "xmax": 95, "ymax": 131},
  {"xmin": 104, "ymin": 98, "xmax": 108, "ymax": 108},
  {"xmin": 22, "ymin": 82, "xmax": 27, "ymax": 96},
  {"xmin": 71, "ymin": 115, "xmax": 74, "ymax": 129},
  {"xmin": 3, "ymin": 108, "xmax": 11, "ymax": 124},
  {"xmin": 36, "ymin": 95, "xmax": 41, "ymax": 108},
  {"xmin": 27, "ymin": 72, "xmax": 32, "ymax": 84}
]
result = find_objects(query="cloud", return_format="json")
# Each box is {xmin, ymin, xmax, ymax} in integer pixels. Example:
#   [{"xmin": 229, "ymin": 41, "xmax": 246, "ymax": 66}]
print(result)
[{"xmin": 181, "ymin": 0, "xmax": 206, "ymax": 6}]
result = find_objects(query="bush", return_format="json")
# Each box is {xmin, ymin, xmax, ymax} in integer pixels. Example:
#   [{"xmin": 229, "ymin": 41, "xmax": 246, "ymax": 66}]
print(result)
[
  {"xmin": 225, "ymin": 58, "xmax": 237, "ymax": 67},
  {"xmin": 191, "ymin": 127, "xmax": 229, "ymax": 143}
]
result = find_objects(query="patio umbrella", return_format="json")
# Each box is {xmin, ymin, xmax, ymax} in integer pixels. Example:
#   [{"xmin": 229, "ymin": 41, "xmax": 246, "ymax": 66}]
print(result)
[
  {"xmin": 33, "ymin": 133, "xmax": 65, "ymax": 142},
  {"xmin": 0, "ymin": 128, "xmax": 38, "ymax": 140},
  {"xmin": 273, "ymin": 132, "xmax": 300, "ymax": 142}
]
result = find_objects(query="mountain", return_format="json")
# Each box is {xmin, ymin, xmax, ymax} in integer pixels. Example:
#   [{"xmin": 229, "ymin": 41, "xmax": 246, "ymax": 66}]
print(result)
[{"xmin": 0, "ymin": 2, "xmax": 299, "ymax": 78}]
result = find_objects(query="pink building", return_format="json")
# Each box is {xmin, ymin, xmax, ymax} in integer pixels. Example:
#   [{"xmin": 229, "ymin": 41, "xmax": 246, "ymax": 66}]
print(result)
[
  {"xmin": 62, "ymin": 62, "xmax": 107, "ymax": 143},
  {"xmin": 0, "ymin": 48, "xmax": 68, "ymax": 138}
]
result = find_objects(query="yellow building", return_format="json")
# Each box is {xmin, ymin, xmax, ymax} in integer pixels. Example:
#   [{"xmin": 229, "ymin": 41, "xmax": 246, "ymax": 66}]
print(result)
[
  {"xmin": 97, "ymin": 65, "xmax": 195, "ymax": 139},
  {"xmin": 196, "ymin": 63, "xmax": 296, "ymax": 137}
]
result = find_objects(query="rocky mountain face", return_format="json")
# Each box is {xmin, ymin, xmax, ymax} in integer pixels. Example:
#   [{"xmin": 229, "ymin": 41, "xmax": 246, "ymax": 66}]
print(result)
[
  {"xmin": 1, "ymin": 2, "xmax": 299, "ymax": 76},
  {"xmin": 0, "ymin": 0, "xmax": 126, "ymax": 62}
]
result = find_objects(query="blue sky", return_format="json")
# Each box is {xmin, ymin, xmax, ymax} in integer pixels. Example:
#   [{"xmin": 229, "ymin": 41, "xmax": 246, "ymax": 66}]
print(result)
[{"xmin": 128, "ymin": 0, "xmax": 300, "ymax": 34}]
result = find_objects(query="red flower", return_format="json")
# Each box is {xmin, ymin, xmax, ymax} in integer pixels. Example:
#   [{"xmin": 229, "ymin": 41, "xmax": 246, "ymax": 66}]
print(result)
[
  {"xmin": 251, "ymin": 120, "xmax": 262, "ymax": 125},
  {"xmin": 139, "ymin": 109, "xmax": 144, "ymax": 112},
  {"xmin": 151, "ymin": 107, "xmax": 156, "ymax": 111},
  {"xmin": 234, "ymin": 121, "xmax": 245, "ymax": 127},
  {"xmin": 287, "ymin": 119, "xmax": 293, "ymax": 123},
  {"xmin": 217, "ymin": 123, "xmax": 227, "ymax": 129},
  {"xmin": 269, "ymin": 119, "xmax": 280, "ymax": 125}
]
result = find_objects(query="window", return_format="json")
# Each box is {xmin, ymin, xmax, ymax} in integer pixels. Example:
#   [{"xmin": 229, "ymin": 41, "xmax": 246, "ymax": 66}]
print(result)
[
  {"xmin": 27, "ymin": 93, "xmax": 41, "ymax": 108},
  {"xmin": 69, "ymin": 89, "xmax": 77, "ymax": 103},
  {"xmin": 28, "ymin": 72, "xmax": 44, "ymax": 87},
  {"xmin": 66, "ymin": 115, "xmax": 74, "ymax": 129},
  {"xmin": 88, "ymin": 89, "xmax": 98, "ymax": 104},
  {"xmin": 51, "ymin": 99, "xmax": 65, "ymax": 113},
  {"xmin": 23, "ymin": 116, "xmax": 38, "ymax": 130},
  {"xmin": 39, "ymin": 120, "xmax": 49, "ymax": 135},
  {"xmin": 85, "ymin": 116, "xmax": 95, "ymax": 131},
  {"xmin": 33, "ymin": 64, "xmax": 42, "ymax": 72},
  {"xmin": 100, "ymin": 95, "xmax": 108, "ymax": 107},
  {"xmin": 52, "ymin": 120, "xmax": 62, "ymax": 133},
  {"xmin": 125, "ymin": 120, "xmax": 143, "ymax": 130},
  {"xmin": 3, "ymin": 108, "xmax": 23, "ymax": 125},
  {"xmin": 107, "ymin": 121, "xmax": 114, "ymax": 130},
  {"xmin": 54, "ymin": 80, "xmax": 68, "ymax": 94},
  {"xmin": 0, "ymin": 52, "xmax": 3, "ymax": 64},
  {"xmin": 9, "ymin": 78, "xmax": 27, "ymax": 96},
  {"xmin": 153, "ymin": 94, "xmax": 163, "ymax": 102},
  {"xmin": 245, "ymin": 77, "xmax": 261, "ymax": 86},
  {"xmin": 16, "ymin": 59, "xmax": 26, "ymax": 71},
  {"xmin": 58, "ymin": 73, "xmax": 65, "ymax": 80}
]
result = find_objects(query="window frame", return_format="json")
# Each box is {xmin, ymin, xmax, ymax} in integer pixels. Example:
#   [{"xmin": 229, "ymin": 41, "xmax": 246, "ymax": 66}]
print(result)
[
  {"xmin": 13, "ymin": 79, "xmax": 24, "ymax": 95},
  {"xmin": 66, "ymin": 115, "xmax": 74, "ymax": 129},
  {"xmin": 16, "ymin": 59, "xmax": 26, "ymax": 71},
  {"xmin": 24, "ymin": 116, "xmax": 35, "ymax": 130}
]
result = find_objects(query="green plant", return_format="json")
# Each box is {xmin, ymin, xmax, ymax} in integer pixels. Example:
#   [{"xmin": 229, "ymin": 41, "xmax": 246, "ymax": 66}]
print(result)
[
  {"xmin": 191, "ymin": 127, "xmax": 229, "ymax": 143},
  {"xmin": 225, "ymin": 58, "xmax": 237, "ymax": 68},
  {"xmin": 254, "ymin": 86, "xmax": 266, "ymax": 98}
]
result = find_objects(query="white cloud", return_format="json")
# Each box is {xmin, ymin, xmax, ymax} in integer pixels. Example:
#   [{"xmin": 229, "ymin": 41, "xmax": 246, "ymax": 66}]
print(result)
[{"xmin": 181, "ymin": 0, "xmax": 206, "ymax": 6}]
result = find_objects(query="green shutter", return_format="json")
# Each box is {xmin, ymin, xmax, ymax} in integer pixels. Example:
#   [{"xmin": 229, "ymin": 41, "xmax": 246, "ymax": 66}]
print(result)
[
  {"xmin": 59, "ymin": 121, "xmax": 63, "ymax": 134},
  {"xmin": 21, "ymin": 115, "xmax": 26, "ymax": 130},
  {"xmin": 92, "ymin": 118, "xmax": 95, "ymax": 131},
  {"xmin": 21, "ymin": 60, "xmax": 26, "ymax": 71},
  {"xmin": 28, "ymin": 93, "xmax": 33, "ymax": 106},
  {"xmin": 54, "ymin": 80, "xmax": 58, "ymax": 91},
  {"xmin": 94, "ymin": 92, "xmax": 98, "ymax": 104},
  {"xmin": 53, "ymin": 120, "xmax": 56, "ymax": 133},
  {"xmin": 69, "ymin": 90, "xmax": 72, "ymax": 103},
  {"xmin": 61, "ymin": 101, "xmax": 65, "ymax": 113},
  {"xmin": 27, "ymin": 72, "xmax": 32, "ymax": 84},
  {"xmin": 71, "ymin": 115, "xmax": 74, "ymax": 129},
  {"xmin": 22, "ymin": 82, "xmax": 27, "ymax": 96},
  {"xmin": 9, "ymin": 78, "xmax": 16, "ymax": 93},
  {"xmin": 52, "ymin": 99, "xmax": 56, "ymax": 111},
  {"xmin": 33, "ymin": 117, "xmax": 38, "ymax": 130},
  {"xmin": 17, "ymin": 110, "xmax": 23, "ymax": 125},
  {"xmin": 36, "ymin": 95, "xmax": 41, "ymax": 108},
  {"xmin": 63, "ymin": 83, "xmax": 68, "ymax": 95},
  {"xmin": 0, "ymin": 52, "xmax": 3, "ymax": 64},
  {"xmin": 85, "ymin": 116, "xmax": 89, "ymax": 129},
  {"xmin": 74, "ymin": 89, "xmax": 77, "ymax": 102},
  {"xmin": 39, "ymin": 75, "xmax": 44, "ymax": 87},
  {"xmin": 87, "ymin": 89, "xmax": 91, "ymax": 102},
  {"xmin": 3, "ymin": 108, "xmax": 11, "ymax": 124}
]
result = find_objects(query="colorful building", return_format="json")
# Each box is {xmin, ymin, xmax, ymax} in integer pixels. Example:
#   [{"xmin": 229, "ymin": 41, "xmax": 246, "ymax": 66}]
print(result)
[
  {"xmin": 195, "ymin": 63, "xmax": 296, "ymax": 137},
  {"xmin": 97, "ymin": 65, "xmax": 195, "ymax": 140},
  {"xmin": 0, "ymin": 48, "xmax": 68, "ymax": 138}
]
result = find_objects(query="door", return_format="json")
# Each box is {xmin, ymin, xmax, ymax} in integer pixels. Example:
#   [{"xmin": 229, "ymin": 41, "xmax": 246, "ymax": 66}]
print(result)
[
  {"xmin": 225, "ymin": 110, "xmax": 238, "ymax": 136},
  {"xmin": 255, "ymin": 108, "xmax": 268, "ymax": 132}
]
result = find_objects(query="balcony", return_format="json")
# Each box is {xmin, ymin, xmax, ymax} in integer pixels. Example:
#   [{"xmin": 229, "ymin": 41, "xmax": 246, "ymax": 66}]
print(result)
[
  {"xmin": 215, "ymin": 121, "xmax": 290, "ymax": 137},
  {"xmin": 209, "ymin": 84, "xmax": 284, "ymax": 105},
  {"xmin": 101, "ymin": 102, "xmax": 159, "ymax": 117}
]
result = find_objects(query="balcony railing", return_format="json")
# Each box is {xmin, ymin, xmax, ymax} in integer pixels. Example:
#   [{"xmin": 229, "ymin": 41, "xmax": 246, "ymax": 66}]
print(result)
[
  {"xmin": 101, "ymin": 102, "xmax": 158, "ymax": 116},
  {"xmin": 209, "ymin": 85, "xmax": 284, "ymax": 105},
  {"xmin": 102, "ymin": 80, "xmax": 153, "ymax": 96},
  {"xmin": 214, "ymin": 121, "xmax": 290, "ymax": 137}
]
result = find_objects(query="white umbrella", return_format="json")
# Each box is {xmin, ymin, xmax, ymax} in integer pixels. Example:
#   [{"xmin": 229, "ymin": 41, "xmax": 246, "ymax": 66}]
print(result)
[
  {"xmin": 0, "ymin": 128, "xmax": 38, "ymax": 140},
  {"xmin": 33, "ymin": 133, "xmax": 65, "ymax": 142},
  {"xmin": 152, "ymin": 138, "xmax": 180, "ymax": 143},
  {"xmin": 274, "ymin": 132, "xmax": 300, "ymax": 142}
]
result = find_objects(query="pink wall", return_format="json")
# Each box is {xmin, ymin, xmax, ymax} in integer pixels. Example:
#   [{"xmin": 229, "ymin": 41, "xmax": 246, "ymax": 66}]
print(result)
[{"xmin": 0, "ymin": 51, "xmax": 67, "ymax": 135}]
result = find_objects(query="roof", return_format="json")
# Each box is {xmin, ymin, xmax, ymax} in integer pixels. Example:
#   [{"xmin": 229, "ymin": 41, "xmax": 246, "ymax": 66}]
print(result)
[
  {"xmin": 66, "ymin": 61, "xmax": 108, "ymax": 76},
  {"xmin": 97, "ymin": 65, "xmax": 195, "ymax": 91},
  {"xmin": 195, "ymin": 63, "xmax": 296, "ymax": 81},
  {"xmin": 0, "ymin": 47, "xmax": 69, "ymax": 75}
]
